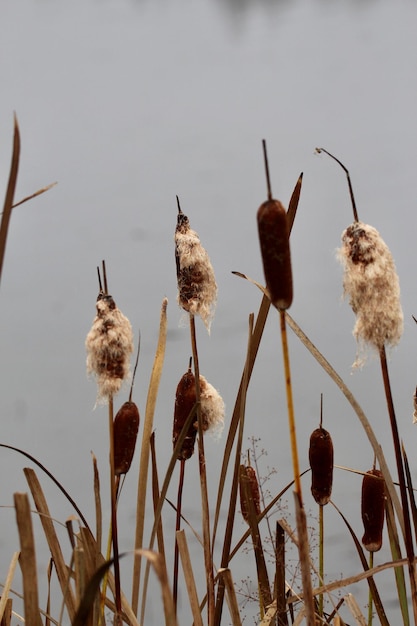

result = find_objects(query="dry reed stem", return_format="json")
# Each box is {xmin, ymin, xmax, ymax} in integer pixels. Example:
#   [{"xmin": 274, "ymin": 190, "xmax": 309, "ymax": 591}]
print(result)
[
  {"xmin": 13, "ymin": 492, "xmax": 43, "ymax": 626},
  {"xmin": 132, "ymin": 297, "xmax": 167, "ymax": 615},
  {"xmin": 176, "ymin": 530, "xmax": 204, "ymax": 626},
  {"xmin": 0, "ymin": 114, "xmax": 20, "ymax": 286},
  {"xmin": 23, "ymin": 468, "xmax": 77, "ymax": 621},
  {"xmin": 219, "ymin": 569, "xmax": 243, "ymax": 626},
  {"xmin": 11, "ymin": 181, "xmax": 57, "ymax": 209},
  {"xmin": 137, "ymin": 549, "xmax": 179, "ymax": 626},
  {"xmin": 0, "ymin": 599, "xmax": 12, "ymax": 626},
  {"xmin": 189, "ymin": 312, "xmax": 215, "ymax": 626},
  {"xmin": 0, "ymin": 552, "xmax": 19, "ymax": 624}
]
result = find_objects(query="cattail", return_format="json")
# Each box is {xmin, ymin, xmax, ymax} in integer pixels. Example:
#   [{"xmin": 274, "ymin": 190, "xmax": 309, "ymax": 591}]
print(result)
[
  {"xmin": 113, "ymin": 401, "xmax": 140, "ymax": 475},
  {"xmin": 361, "ymin": 468, "xmax": 385, "ymax": 552},
  {"xmin": 173, "ymin": 368, "xmax": 225, "ymax": 460},
  {"xmin": 199, "ymin": 374, "xmax": 225, "ymax": 437},
  {"xmin": 85, "ymin": 292, "xmax": 134, "ymax": 403},
  {"xmin": 173, "ymin": 367, "xmax": 198, "ymax": 461},
  {"xmin": 309, "ymin": 427, "xmax": 334, "ymax": 506},
  {"xmin": 175, "ymin": 198, "xmax": 217, "ymax": 332},
  {"xmin": 338, "ymin": 222, "xmax": 403, "ymax": 367},
  {"xmin": 257, "ymin": 141, "xmax": 293, "ymax": 311},
  {"xmin": 239, "ymin": 464, "xmax": 261, "ymax": 523}
]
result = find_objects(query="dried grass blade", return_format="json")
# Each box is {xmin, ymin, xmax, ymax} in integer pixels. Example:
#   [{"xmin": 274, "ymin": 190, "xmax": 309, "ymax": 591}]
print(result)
[
  {"xmin": 137, "ymin": 549, "xmax": 178, "ymax": 626},
  {"xmin": 293, "ymin": 493, "xmax": 315, "ymax": 626},
  {"xmin": 219, "ymin": 568, "xmax": 242, "ymax": 626},
  {"xmin": 23, "ymin": 467, "xmax": 77, "ymax": 621},
  {"xmin": 402, "ymin": 444, "xmax": 417, "ymax": 541},
  {"xmin": 176, "ymin": 529, "xmax": 204, "ymax": 626},
  {"xmin": 286, "ymin": 172, "xmax": 303, "ymax": 232},
  {"xmin": 150, "ymin": 432, "xmax": 166, "ymax": 562},
  {"xmin": 0, "ymin": 599, "xmax": 12, "ymax": 626},
  {"xmin": 132, "ymin": 297, "xmax": 168, "ymax": 614},
  {"xmin": 385, "ymin": 491, "xmax": 410, "ymax": 625},
  {"xmin": 275, "ymin": 521, "xmax": 288, "ymax": 626},
  {"xmin": 330, "ymin": 500, "xmax": 390, "ymax": 626},
  {"xmin": 11, "ymin": 181, "xmax": 57, "ymax": 209},
  {"xmin": 13, "ymin": 492, "xmax": 43, "ymax": 626},
  {"xmin": 0, "ymin": 114, "xmax": 20, "ymax": 285},
  {"xmin": 0, "ymin": 552, "xmax": 19, "ymax": 623},
  {"xmin": 343, "ymin": 593, "xmax": 367, "ymax": 626},
  {"xmin": 284, "ymin": 312, "xmax": 403, "ymax": 532},
  {"xmin": 258, "ymin": 602, "xmax": 277, "ymax": 626},
  {"xmin": 214, "ymin": 313, "xmax": 255, "ymax": 625},
  {"xmin": 240, "ymin": 464, "xmax": 272, "ymax": 611},
  {"xmin": 91, "ymin": 452, "xmax": 102, "ymax": 556}
]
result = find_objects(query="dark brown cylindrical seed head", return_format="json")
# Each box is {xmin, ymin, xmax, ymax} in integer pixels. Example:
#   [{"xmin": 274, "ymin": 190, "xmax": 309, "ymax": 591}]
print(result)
[
  {"xmin": 239, "ymin": 465, "xmax": 261, "ymax": 524},
  {"xmin": 309, "ymin": 427, "xmax": 334, "ymax": 506},
  {"xmin": 172, "ymin": 369, "xmax": 198, "ymax": 461},
  {"xmin": 257, "ymin": 199, "xmax": 293, "ymax": 311},
  {"xmin": 113, "ymin": 401, "xmax": 140, "ymax": 476},
  {"xmin": 361, "ymin": 468, "xmax": 385, "ymax": 552}
]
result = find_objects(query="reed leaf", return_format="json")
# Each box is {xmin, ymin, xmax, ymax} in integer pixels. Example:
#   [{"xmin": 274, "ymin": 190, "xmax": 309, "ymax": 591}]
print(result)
[
  {"xmin": 0, "ymin": 114, "xmax": 20, "ymax": 286},
  {"xmin": 176, "ymin": 529, "xmax": 204, "ymax": 626},
  {"xmin": 132, "ymin": 297, "xmax": 168, "ymax": 614},
  {"xmin": 13, "ymin": 492, "xmax": 43, "ymax": 626},
  {"xmin": 0, "ymin": 552, "xmax": 19, "ymax": 624},
  {"xmin": 385, "ymin": 490, "xmax": 410, "ymax": 626}
]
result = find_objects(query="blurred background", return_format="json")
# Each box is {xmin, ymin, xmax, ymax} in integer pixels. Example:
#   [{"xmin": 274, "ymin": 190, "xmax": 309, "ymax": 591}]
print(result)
[{"xmin": 1, "ymin": 0, "xmax": 417, "ymax": 623}]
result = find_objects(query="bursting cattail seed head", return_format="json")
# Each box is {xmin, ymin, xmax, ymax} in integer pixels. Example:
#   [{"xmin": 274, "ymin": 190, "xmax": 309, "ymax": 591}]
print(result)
[
  {"xmin": 175, "ymin": 202, "xmax": 217, "ymax": 332},
  {"xmin": 173, "ymin": 368, "xmax": 198, "ymax": 461},
  {"xmin": 309, "ymin": 427, "xmax": 334, "ymax": 506},
  {"xmin": 239, "ymin": 465, "xmax": 261, "ymax": 524},
  {"xmin": 199, "ymin": 375, "xmax": 225, "ymax": 438},
  {"xmin": 361, "ymin": 468, "xmax": 385, "ymax": 552},
  {"xmin": 338, "ymin": 221, "xmax": 403, "ymax": 367},
  {"xmin": 172, "ymin": 369, "xmax": 225, "ymax": 460},
  {"xmin": 257, "ymin": 199, "xmax": 293, "ymax": 310},
  {"xmin": 85, "ymin": 293, "xmax": 134, "ymax": 403},
  {"xmin": 113, "ymin": 401, "xmax": 140, "ymax": 476}
]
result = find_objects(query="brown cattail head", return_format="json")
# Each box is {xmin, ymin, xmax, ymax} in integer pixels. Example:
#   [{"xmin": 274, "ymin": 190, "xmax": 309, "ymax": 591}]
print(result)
[
  {"xmin": 173, "ymin": 369, "xmax": 225, "ymax": 460},
  {"xmin": 257, "ymin": 199, "xmax": 293, "ymax": 310},
  {"xmin": 239, "ymin": 464, "xmax": 261, "ymax": 524},
  {"xmin": 361, "ymin": 468, "xmax": 385, "ymax": 552},
  {"xmin": 338, "ymin": 221, "xmax": 403, "ymax": 367},
  {"xmin": 113, "ymin": 401, "xmax": 140, "ymax": 475},
  {"xmin": 175, "ymin": 200, "xmax": 217, "ymax": 332},
  {"xmin": 309, "ymin": 427, "xmax": 334, "ymax": 506},
  {"xmin": 85, "ymin": 293, "xmax": 134, "ymax": 403},
  {"xmin": 173, "ymin": 368, "xmax": 198, "ymax": 461}
]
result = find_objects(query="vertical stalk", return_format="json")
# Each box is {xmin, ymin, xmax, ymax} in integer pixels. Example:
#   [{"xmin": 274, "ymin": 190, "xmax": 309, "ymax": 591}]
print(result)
[
  {"xmin": 379, "ymin": 345, "xmax": 417, "ymax": 624},
  {"xmin": 318, "ymin": 504, "xmax": 324, "ymax": 618},
  {"xmin": 108, "ymin": 396, "xmax": 122, "ymax": 617},
  {"xmin": 173, "ymin": 459, "xmax": 186, "ymax": 613},
  {"xmin": 189, "ymin": 313, "xmax": 215, "ymax": 626},
  {"xmin": 280, "ymin": 310, "xmax": 315, "ymax": 626},
  {"xmin": 368, "ymin": 551, "xmax": 374, "ymax": 626}
]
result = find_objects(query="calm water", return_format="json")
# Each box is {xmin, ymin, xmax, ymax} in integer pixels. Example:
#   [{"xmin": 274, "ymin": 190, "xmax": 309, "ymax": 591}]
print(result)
[{"xmin": 1, "ymin": 0, "xmax": 417, "ymax": 623}]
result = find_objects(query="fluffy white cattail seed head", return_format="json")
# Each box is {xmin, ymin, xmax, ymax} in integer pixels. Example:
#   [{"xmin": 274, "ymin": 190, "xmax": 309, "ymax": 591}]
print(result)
[
  {"xmin": 85, "ymin": 293, "xmax": 134, "ymax": 404},
  {"xmin": 175, "ymin": 206, "xmax": 217, "ymax": 332},
  {"xmin": 199, "ymin": 375, "xmax": 225, "ymax": 438},
  {"xmin": 338, "ymin": 221, "xmax": 403, "ymax": 367}
]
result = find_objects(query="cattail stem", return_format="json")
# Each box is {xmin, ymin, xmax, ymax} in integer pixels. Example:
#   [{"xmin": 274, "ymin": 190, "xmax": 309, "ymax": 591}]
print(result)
[
  {"xmin": 189, "ymin": 313, "xmax": 215, "ymax": 626},
  {"xmin": 368, "ymin": 551, "xmax": 374, "ymax": 626},
  {"xmin": 279, "ymin": 310, "xmax": 301, "ymax": 496},
  {"xmin": 379, "ymin": 345, "xmax": 417, "ymax": 623},
  {"xmin": 280, "ymin": 310, "xmax": 315, "ymax": 625},
  {"xmin": 262, "ymin": 139, "xmax": 272, "ymax": 200},
  {"xmin": 108, "ymin": 396, "xmax": 122, "ymax": 616},
  {"xmin": 173, "ymin": 459, "xmax": 186, "ymax": 613},
  {"xmin": 315, "ymin": 147, "xmax": 359, "ymax": 222},
  {"xmin": 318, "ymin": 504, "xmax": 324, "ymax": 618}
]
